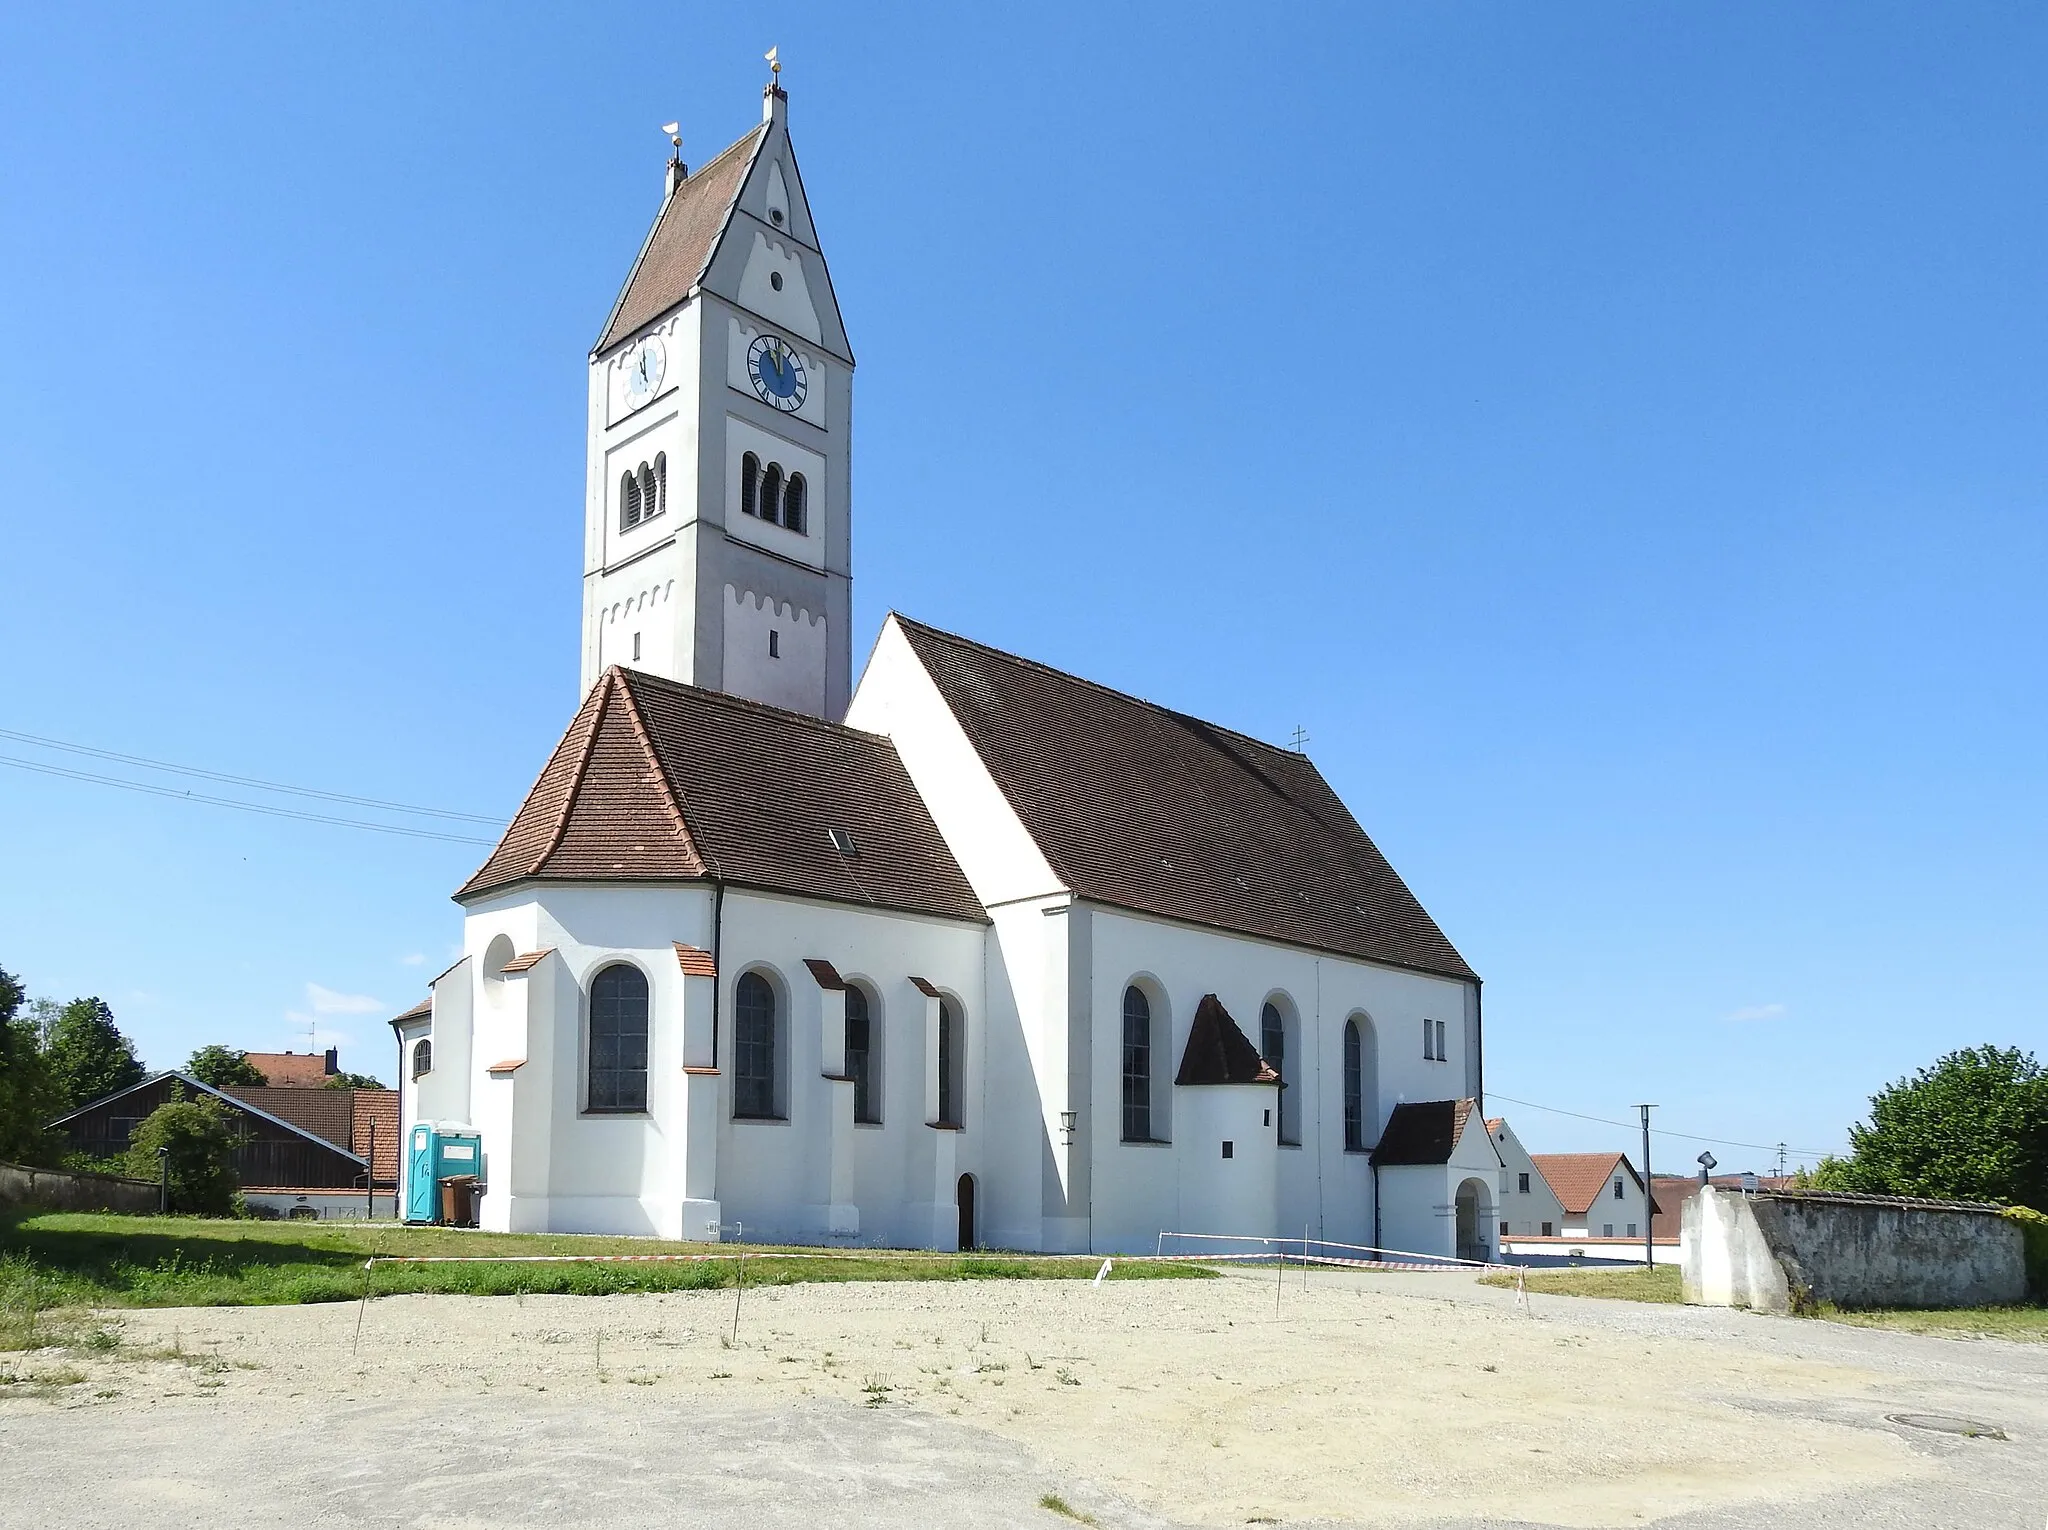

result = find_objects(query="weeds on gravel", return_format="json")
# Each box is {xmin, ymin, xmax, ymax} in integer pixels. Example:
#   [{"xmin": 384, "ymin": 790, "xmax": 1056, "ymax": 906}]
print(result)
[{"xmin": 1037, "ymin": 1492, "xmax": 1097, "ymax": 1525}]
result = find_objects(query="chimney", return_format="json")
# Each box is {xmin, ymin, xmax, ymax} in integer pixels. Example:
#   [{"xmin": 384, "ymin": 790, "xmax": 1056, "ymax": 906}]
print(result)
[
  {"xmin": 323, "ymin": 1046, "xmax": 338, "ymax": 1076},
  {"xmin": 666, "ymin": 156, "xmax": 687, "ymax": 198}
]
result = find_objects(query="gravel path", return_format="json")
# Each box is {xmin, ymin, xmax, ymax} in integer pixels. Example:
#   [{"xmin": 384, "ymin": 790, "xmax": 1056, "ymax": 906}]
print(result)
[{"xmin": 2, "ymin": 1268, "xmax": 2042, "ymax": 1528}]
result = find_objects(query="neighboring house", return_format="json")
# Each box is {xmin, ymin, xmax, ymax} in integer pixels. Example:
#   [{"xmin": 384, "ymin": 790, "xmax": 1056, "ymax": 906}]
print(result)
[
  {"xmin": 49, "ymin": 1073, "xmax": 369, "ymax": 1191},
  {"xmin": 1371, "ymin": 1099, "xmax": 1506, "ymax": 1262},
  {"xmin": 1530, "ymin": 1153, "xmax": 1659, "ymax": 1240},
  {"xmin": 244, "ymin": 1048, "xmax": 339, "ymax": 1087},
  {"xmin": 388, "ymin": 83, "xmax": 1487, "ymax": 1256},
  {"xmin": 220, "ymin": 1086, "xmax": 399, "ymax": 1189},
  {"xmin": 1485, "ymin": 1118, "xmax": 1568, "ymax": 1237}
]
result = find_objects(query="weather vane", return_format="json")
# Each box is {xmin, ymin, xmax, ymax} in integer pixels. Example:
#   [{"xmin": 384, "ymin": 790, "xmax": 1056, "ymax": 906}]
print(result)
[{"xmin": 765, "ymin": 45, "xmax": 781, "ymax": 88}]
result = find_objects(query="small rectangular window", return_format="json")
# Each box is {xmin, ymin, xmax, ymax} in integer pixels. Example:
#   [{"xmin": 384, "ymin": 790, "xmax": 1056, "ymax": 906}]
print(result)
[
  {"xmin": 1422, "ymin": 1018, "xmax": 1434, "ymax": 1060},
  {"xmin": 1435, "ymin": 1019, "xmax": 1447, "ymax": 1060},
  {"xmin": 1499, "ymin": 1221, "xmax": 1509, "ymax": 1237},
  {"xmin": 632, "ymin": 631, "xmax": 641, "ymax": 661},
  {"xmin": 1541, "ymin": 1221, "xmax": 1553, "ymax": 1236},
  {"xmin": 1221, "ymin": 1140, "xmax": 1234, "ymax": 1159},
  {"xmin": 1627, "ymin": 1223, "xmax": 1638, "ymax": 1238},
  {"xmin": 768, "ymin": 630, "xmax": 780, "ymax": 658},
  {"xmin": 1602, "ymin": 1223, "xmax": 1614, "ymax": 1238},
  {"xmin": 1518, "ymin": 1172, "xmax": 1530, "ymax": 1194},
  {"xmin": 1614, "ymin": 1178, "xmax": 1625, "ymax": 1199}
]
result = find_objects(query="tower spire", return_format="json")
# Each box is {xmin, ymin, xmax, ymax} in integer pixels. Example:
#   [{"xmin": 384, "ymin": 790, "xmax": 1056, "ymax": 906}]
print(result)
[
  {"xmin": 763, "ymin": 45, "xmax": 786, "ymax": 121},
  {"xmin": 662, "ymin": 121, "xmax": 685, "ymax": 198}
]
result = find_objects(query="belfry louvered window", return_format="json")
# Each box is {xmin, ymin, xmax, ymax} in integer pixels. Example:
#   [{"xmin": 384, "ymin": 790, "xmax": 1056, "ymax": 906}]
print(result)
[
  {"xmin": 782, "ymin": 472, "xmax": 807, "ymax": 534},
  {"xmin": 741, "ymin": 452, "xmax": 761, "ymax": 517},
  {"xmin": 760, "ymin": 463, "xmax": 784, "ymax": 527},
  {"xmin": 619, "ymin": 457, "xmax": 667, "ymax": 533},
  {"xmin": 654, "ymin": 452, "xmax": 667, "ymax": 516},
  {"xmin": 621, "ymin": 470, "xmax": 642, "ymax": 529}
]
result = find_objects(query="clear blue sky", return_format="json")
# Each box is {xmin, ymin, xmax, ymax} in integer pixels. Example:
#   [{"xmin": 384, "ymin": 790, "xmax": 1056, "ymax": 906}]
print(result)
[{"xmin": 2, "ymin": 5, "xmax": 2041, "ymax": 1172}]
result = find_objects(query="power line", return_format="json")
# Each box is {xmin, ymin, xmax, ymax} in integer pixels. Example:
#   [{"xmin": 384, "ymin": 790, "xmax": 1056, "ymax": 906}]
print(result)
[
  {"xmin": 1487, "ymin": 1090, "xmax": 1832, "ymax": 1163},
  {"xmin": 0, "ymin": 754, "xmax": 497, "ymax": 846},
  {"xmin": 0, "ymin": 726, "xmax": 503, "ymax": 824}
]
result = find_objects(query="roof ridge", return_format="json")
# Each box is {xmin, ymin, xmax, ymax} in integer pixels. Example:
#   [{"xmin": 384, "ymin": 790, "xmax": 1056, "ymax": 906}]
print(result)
[
  {"xmin": 889, "ymin": 612, "xmax": 1303, "ymax": 764},
  {"xmin": 608, "ymin": 666, "xmax": 717, "ymax": 879},
  {"xmin": 528, "ymin": 672, "xmax": 616, "ymax": 878},
  {"xmin": 618, "ymin": 665, "xmax": 893, "ymax": 744}
]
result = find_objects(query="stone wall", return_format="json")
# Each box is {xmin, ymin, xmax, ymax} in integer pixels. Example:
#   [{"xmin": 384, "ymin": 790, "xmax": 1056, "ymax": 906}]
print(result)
[
  {"xmin": 1683, "ymin": 1186, "xmax": 2026, "ymax": 1312},
  {"xmin": 0, "ymin": 1161, "xmax": 159, "ymax": 1215}
]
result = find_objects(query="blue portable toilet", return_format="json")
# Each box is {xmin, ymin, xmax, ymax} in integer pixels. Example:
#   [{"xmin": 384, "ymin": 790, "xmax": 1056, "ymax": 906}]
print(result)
[{"xmin": 404, "ymin": 1124, "xmax": 488, "ymax": 1224}]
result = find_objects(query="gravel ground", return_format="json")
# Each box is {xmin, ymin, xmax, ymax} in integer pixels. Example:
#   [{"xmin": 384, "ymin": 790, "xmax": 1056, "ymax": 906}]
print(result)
[{"xmin": 1, "ymin": 1267, "xmax": 2043, "ymax": 1529}]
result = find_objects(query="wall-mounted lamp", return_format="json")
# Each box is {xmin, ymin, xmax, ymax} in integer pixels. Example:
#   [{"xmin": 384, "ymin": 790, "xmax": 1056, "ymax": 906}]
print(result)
[{"xmin": 1058, "ymin": 1110, "xmax": 1077, "ymax": 1145}]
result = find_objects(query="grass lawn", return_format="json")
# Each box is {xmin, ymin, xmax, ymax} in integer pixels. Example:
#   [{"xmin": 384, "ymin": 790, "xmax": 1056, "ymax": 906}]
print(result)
[
  {"xmin": 1478, "ymin": 1265, "xmax": 1681, "ymax": 1303},
  {"xmin": 1478, "ymin": 1263, "xmax": 2047, "ymax": 1340},
  {"xmin": 0, "ymin": 1209, "xmax": 1207, "ymax": 1331}
]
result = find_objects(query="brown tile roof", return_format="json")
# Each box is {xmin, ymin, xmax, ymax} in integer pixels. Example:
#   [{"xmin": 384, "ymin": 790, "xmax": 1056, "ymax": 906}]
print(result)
[
  {"xmin": 499, "ymin": 948, "xmax": 553, "ymax": 973},
  {"xmin": 458, "ymin": 667, "xmax": 986, "ymax": 925},
  {"xmin": 1372, "ymin": 1098, "xmax": 1481, "ymax": 1166},
  {"xmin": 391, "ymin": 997, "xmax": 432, "ymax": 1024},
  {"xmin": 673, "ymin": 942, "xmax": 717, "ymax": 977},
  {"xmin": 909, "ymin": 976, "xmax": 941, "ymax": 998},
  {"xmin": 594, "ymin": 125, "xmax": 765, "ymax": 355},
  {"xmin": 1531, "ymin": 1153, "xmax": 1653, "ymax": 1217},
  {"xmin": 223, "ymin": 1086, "xmax": 352, "ymax": 1148},
  {"xmin": 803, "ymin": 958, "xmax": 846, "ymax": 990},
  {"xmin": 893, "ymin": 618, "xmax": 1476, "ymax": 980},
  {"xmin": 244, "ymin": 1051, "xmax": 335, "ymax": 1087},
  {"xmin": 350, "ymin": 1091, "xmax": 400, "ymax": 1185},
  {"xmin": 1173, "ymin": 994, "xmax": 1279, "ymax": 1086},
  {"xmin": 484, "ymin": 1058, "xmax": 527, "ymax": 1074}
]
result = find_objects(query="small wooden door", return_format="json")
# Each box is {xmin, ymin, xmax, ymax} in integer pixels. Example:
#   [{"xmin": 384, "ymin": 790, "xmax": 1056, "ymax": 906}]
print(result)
[{"xmin": 956, "ymin": 1173, "xmax": 976, "ymax": 1252}]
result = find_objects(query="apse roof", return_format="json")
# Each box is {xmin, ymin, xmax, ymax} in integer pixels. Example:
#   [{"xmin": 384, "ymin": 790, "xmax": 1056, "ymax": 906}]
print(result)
[
  {"xmin": 457, "ymin": 667, "xmax": 986, "ymax": 925},
  {"xmin": 892, "ymin": 616, "xmax": 1478, "ymax": 981}
]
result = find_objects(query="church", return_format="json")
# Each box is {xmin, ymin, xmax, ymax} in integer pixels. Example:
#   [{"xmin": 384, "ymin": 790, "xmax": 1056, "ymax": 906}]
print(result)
[{"xmin": 392, "ymin": 76, "xmax": 1502, "ymax": 1259}]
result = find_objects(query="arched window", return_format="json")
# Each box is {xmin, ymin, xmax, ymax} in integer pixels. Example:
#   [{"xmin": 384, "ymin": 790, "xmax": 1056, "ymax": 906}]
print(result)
[
  {"xmin": 638, "ymin": 463, "xmax": 657, "ymax": 523},
  {"xmin": 410, "ymin": 1038, "xmax": 432, "ymax": 1079},
  {"xmin": 937, "ymin": 999, "xmax": 961, "ymax": 1127},
  {"xmin": 621, "ymin": 470, "xmax": 641, "ymax": 529},
  {"xmin": 1121, "ymin": 986, "xmax": 1153, "ymax": 1142},
  {"xmin": 1260, "ymin": 1001, "xmax": 1291, "ymax": 1142},
  {"xmin": 846, "ymin": 984, "xmax": 879, "ymax": 1124},
  {"xmin": 734, "ymin": 971, "xmax": 778, "ymax": 1118},
  {"xmin": 760, "ymin": 463, "xmax": 784, "ymax": 527},
  {"xmin": 782, "ymin": 473, "xmax": 807, "ymax": 535},
  {"xmin": 588, "ymin": 964, "xmax": 649, "ymax": 1112},
  {"xmin": 740, "ymin": 452, "xmax": 761, "ymax": 518},
  {"xmin": 1343, "ymin": 1018, "xmax": 1364, "ymax": 1151},
  {"xmin": 653, "ymin": 452, "xmax": 667, "ymax": 517}
]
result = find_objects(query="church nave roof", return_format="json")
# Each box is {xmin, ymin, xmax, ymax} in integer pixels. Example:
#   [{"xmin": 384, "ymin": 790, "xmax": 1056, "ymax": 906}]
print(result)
[{"xmin": 457, "ymin": 666, "xmax": 986, "ymax": 924}]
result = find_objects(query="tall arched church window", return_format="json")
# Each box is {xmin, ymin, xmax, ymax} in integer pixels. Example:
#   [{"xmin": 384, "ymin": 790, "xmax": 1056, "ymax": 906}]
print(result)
[
  {"xmin": 1121, "ymin": 986, "xmax": 1152, "ymax": 1143},
  {"xmin": 588, "ymin": 964, "xmax": 649, "ymax": 1112},
  {"xmin": 782, "ymin": 473, "xmax": 806, "ymax": 535},
  {"xmin": 734, "ymin": 972, "xmax": 778, "ymax": 1119},
  {"xmin": 654, "ymin": 452, "xmax": 667, "ymax": 517},
  {"xmin": 937, "ymin": 999, "xmax": 961, "ymax": 1127},
  {"xmin": 846, "ymin": 984, "xmax": 878, "ymax": 1124},
  {"xmin": 760, "ymin": 463, "xmax": 784, "ymax": 528},
  {"xmin": 622, "ymin": 470, "xmax": 641, "ymax": 530},
  {"xmin": 1343, "ymin": 1019, "xmax": 1364, "ymax": 1151},
  {"xmin": 1260, "ymin": 1000, "xmax": 1286, "ymax": 1134},
  {"xmin": 741, "ymin": 452, "xmax": 761, "ymax": 518}
]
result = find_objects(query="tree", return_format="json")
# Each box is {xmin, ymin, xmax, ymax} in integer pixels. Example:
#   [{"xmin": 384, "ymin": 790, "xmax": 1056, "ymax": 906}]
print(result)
[
  {"xmin": 126, "ymin": 1091, "xmax": 239, "ymax": 1215},
  {"xmin": 0, "ymin": 965, "xmax": 63, "ymax": 1164},
  {"xmin": 323, "ymin": 1071, "xmax": 385, "ymax": 1090},
  {"xmin": 186, "ymin": 1045, "xmax": 268, "ymax": 1088},
  {"xmin": 43, "ymin": 996, "xmax": 146, "ymax": 1112},
  {"xmin": 1812, "ymin": 1046, "xmax": 2048, "ymax": 1209}
]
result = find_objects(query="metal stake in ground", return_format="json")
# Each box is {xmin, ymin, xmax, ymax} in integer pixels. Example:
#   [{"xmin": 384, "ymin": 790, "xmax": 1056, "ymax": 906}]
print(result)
[
  {"xmin": 730, "ymin": 1222, "xmax": 746, "ymax": 1345},
  {"xmin": 1274, "ymin": 1240, "xmax": 1285, "ymax": 1318},
  {"xmin": 352, "ymin": 1259, "xmax": 374, "ymax": 1355},
  {"xmin": 1635, "ymin": 1104, "xmax": 1655, "ymax": 1270}
]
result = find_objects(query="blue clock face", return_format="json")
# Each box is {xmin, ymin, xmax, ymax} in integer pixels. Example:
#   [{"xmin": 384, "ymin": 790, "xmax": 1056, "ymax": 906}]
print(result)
[{"xmin": 748, "ymin": 335, "xmax": 808, "ymax": 412}]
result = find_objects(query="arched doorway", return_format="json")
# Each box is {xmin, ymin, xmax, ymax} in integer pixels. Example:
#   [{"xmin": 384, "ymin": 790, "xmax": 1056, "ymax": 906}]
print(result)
[
  {"xmin": 956, "ymin": 1173, "xmax": 977, "ymax": 1252},
  {"xmin": 1454, "ymin": 1177, "xmax": 1493, "ymax": 1264}
]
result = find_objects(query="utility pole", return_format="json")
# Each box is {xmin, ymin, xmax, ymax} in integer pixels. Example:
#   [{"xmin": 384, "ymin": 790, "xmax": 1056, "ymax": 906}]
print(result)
[{"xmin": 1634, "ymin": 1104, "xmax": 1654, "ymax": 1269}]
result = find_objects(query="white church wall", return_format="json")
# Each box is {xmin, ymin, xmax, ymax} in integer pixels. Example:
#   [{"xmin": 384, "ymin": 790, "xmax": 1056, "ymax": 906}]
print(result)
[
  {"xmin": 845, "ymin": 617, "xmax": 1063, "ymax": 909},
  {"xmin": 721, "ymin": 586, "xmax": 827, "ymax": 715}
]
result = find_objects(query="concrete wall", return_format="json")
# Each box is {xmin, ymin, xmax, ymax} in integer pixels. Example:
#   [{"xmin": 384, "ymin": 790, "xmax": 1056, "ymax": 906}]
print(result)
[
  {"xmin": 0, "ymin": 1161, "xmax": 158, "ymax": 1215},
  {"xmin": 1683, "ymin": 1186, "xmax": 2027, "ymax": 1312}
]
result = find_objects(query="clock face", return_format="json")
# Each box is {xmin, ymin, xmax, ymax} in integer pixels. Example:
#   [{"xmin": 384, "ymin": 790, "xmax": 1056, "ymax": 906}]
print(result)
[
  {"xmin": 747, "ymin": 334, "xmax": 808, "ymax": 412},
  {"xmin": 623, "ymin": 338, "xmax": 665, "ymax": 407}
]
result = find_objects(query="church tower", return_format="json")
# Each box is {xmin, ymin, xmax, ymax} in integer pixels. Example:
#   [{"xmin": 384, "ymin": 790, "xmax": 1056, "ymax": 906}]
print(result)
[{"xmin": 581, "ymin": 78, "xmax": 853, "ymax": 718}]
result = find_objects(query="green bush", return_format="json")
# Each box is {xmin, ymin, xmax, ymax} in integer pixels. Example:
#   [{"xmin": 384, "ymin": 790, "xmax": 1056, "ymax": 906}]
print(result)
[
  {"xmin": 2006, "ymin": 1206, "xmax": 2048, "ymax": 1301},
  {"xmin": 125, "ymin": 1093, "xmax": 239, "ymax": 1215}
]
